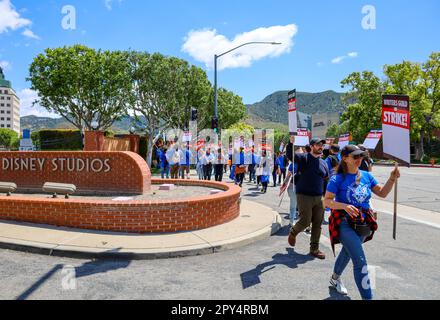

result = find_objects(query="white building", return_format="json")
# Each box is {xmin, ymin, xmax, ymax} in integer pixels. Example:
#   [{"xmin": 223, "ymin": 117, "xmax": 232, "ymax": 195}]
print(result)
[{"xmin": 0, "ymin": 67, "xmax": 20, "ymax": 134}]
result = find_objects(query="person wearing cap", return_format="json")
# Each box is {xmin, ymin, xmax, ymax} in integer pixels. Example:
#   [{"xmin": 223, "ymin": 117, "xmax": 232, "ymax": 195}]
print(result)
[
  {"xmin": 288, "ymin": 137, "xmax": 329, "ymax": 260},
  {"xmin": 324, "ymin": 145, "xmax": 400, "ymax": 299}
]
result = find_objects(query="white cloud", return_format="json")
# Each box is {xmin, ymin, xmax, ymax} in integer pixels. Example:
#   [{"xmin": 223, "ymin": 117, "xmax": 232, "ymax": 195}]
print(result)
[
  {"xmin": 104, "ymin": 0, "xmax": 123, "ymax": 10},
  {"xmin": 182, "ymin": 24, "xmax": 298, "ymax": 70},
  {"xmin": 331, "ymin": 56, "xmax": 346, "ymax": 64},
  {"xmin": 18, "ymin": 89, "xmax": 60, "ymax": 118},
  {"xmin": 0, "ymin": 0, "xmax": 31, "ymax": 33},
  {"xmin": 331, "ymin": 51, "xmax": 358, "ymax": 64},
  {"xmin": 22, "ymin": 28, "xmax": 40, "ymax": 39}
]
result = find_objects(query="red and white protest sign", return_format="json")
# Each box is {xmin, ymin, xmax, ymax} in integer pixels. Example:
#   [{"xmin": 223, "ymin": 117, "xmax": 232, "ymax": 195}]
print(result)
[
  {"xmin": 182, "ymin": 131, "xmax": 192, "ymax": 143},
  {"xmin": 382, "ymin": 95, "xmax": 410, "ymax": 165},
  {"xmin": 295, "ymin": 128, "xmax": 311, "ymax": 147},
  {"xmin": 338, "ymin": 133, "xmax": 350, "ymax": 149},
  {"xmin": 362, "ymin": 130, "xmax": 383, "ymax": 150},
  {"xmin": 288, "ymin": 89, "xmax": 297, "ymax": 134}
]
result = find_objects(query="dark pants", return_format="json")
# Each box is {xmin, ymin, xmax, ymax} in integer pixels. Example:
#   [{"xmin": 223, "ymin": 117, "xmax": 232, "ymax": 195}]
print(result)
[
  {"xmin": 214, "ymin": 164, "xmax": 224, "ymax": 182},
  {"xmin": 235, "ymin": 173, "xmax": 245, "ymax": 186},
  {"xmin": 272, "ymin": 167, "xmax": 278, "ymax": 186},
  {"xmin": 248, "ymin": 164, "xmax": 256, "ymax": 181},
  {"xmin": 203, "ymin": 164, "xmax": 213, "ymax": 180},
  {"xmin": 256, "ymin": 175, "xmax": 261, "ymax": 186},
  {"xmin": 290, "ymin": 194, "xmax": 324, "ymax": 252},
  {"xmin": 278, "ymin": 168, "xmax": 286, "ymax": 184}
]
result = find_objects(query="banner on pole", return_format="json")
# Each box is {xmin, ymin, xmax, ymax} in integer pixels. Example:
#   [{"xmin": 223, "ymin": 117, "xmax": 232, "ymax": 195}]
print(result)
[
  {"xmin": 338, "ymin": 133, "xmax": 350, "ymax": 149},
  {"xmin": 382, "ymin": 95, "xmax": 411, "ymax": 166},
  {"xmin": 362, "ymin": 130, "xmax": 383, "ymax": 150},
  {"xmin": 288, "ymin": 89, "xmax": 298, "ymax": 134},
  {"xmin": 182, "ymin": 131, "xmax": 192, "ymax": 143},
  {"xmin": 295, "ymin": 128, "xmax": 311, "ymax": 147}
]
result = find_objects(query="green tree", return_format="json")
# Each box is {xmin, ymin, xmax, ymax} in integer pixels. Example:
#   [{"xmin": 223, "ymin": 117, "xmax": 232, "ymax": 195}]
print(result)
[
  {"xmin": 340, "ymin": 71, "xmax": 385, "ymax": 143},
  {"xmin": 326, "ymin": 121, "xmax": 350, "ymax": 139},
  {"xmin": 199, "ymin": 88, "xmax": 246, "ymax": 130},
  {"xmin": 28, "ymin": 45, "xmax": 132, "ymax": 132},
  {"xmin": 0, "ymin": 129, "xmax": 19, "ymax": 150},
  {"xmin": 340, "ymin": 52, "xmax": 440, "ymax": 160},
  {"xmin": 128, "ymin": 52, "xmax": 212, "ymax": 166}
]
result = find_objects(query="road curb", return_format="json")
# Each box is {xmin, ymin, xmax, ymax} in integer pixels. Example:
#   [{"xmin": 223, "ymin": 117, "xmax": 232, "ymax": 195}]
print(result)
[{"xmin": 0, "ymin": 205, "xmax": 282, "ymax": 260}]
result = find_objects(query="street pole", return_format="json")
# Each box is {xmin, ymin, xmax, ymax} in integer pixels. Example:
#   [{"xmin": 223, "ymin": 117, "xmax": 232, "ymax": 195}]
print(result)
[
  {"xmin": 214, "ymin": 54, "xmax": 218, "ymax": 119},
  {"xmin": 213, "ymin": 42, "xmax": 281, "ymax": 122}
]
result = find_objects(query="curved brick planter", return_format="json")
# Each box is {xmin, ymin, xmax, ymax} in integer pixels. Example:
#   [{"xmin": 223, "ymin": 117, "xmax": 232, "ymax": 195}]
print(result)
[{"xmin": 0, "ymin": 179, "xmax": 241, "ymax": 234}]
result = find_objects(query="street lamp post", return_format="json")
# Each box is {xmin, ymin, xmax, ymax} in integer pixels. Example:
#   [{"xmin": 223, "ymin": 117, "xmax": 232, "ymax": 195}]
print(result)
[{"xmin": 214, "ymin": 41, "xmax": 282, "ymax": 119}]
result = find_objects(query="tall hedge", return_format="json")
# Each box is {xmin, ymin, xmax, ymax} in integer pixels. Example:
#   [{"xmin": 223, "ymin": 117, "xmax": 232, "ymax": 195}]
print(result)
[{"xmin": 31, "ymin": 130, "xmax": 83, "ymax": 150}]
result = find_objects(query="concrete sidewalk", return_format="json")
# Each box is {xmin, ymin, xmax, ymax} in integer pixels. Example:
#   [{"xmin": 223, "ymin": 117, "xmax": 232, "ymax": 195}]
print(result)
[{"xmin": 0, "ymin": 199, "xmax": 282, "ymax": 260}]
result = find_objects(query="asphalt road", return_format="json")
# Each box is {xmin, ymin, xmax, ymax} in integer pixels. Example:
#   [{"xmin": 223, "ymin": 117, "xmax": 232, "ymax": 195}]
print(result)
[{"xmin": 0, "ymin": 166, "xmax": 439, "ymax": 300}]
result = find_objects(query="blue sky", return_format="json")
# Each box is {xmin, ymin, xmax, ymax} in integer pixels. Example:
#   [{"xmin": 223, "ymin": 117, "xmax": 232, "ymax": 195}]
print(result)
[{"xmin": 0, "ymin": 0, "xmax": 439, "ymax": 117}]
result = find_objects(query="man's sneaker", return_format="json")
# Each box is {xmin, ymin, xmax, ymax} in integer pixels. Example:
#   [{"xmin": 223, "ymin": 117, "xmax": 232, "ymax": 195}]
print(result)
[{"xmin": 330, "ymin": 276, "xmax": 348, "ymax": 295}]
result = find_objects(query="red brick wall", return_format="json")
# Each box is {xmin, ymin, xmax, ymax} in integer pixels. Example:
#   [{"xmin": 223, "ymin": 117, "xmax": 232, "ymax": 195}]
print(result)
[
  {"xmin": 84, "ymin": 131, "xmax": 140, "ymax": 153},
  {"xmin": 0, "ymin": 151, "xmax": 150, "ymax": 195},
  {"xmin": 0, "ymin": 180, "xmax": 241, "ymax": 233}
]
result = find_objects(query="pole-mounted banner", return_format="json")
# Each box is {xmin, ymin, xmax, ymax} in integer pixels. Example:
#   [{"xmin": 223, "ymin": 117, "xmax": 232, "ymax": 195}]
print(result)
[
  {"xmin": 362, "ymin": 130, "xmax": 382, "ymax": 150},
  {"xmin": 382, "ymin": 94, "xmax": 410, "ymax": 240},
  {"xmin": 288, "ymin": 89, "xmax": 297, "ymax": 135},
  {"xmin": 382, "ymin": 95, "xmax": 411, "ymax": 166},
  {"xmin": 338, "ymin": 133, "xmax": 350, "ymax": 149}
]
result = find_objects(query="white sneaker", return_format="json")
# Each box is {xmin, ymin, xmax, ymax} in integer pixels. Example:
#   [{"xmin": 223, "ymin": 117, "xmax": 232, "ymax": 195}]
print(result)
[{"xmin": 330, "ymin": 277, "xmax": 348, "ymax": 295}]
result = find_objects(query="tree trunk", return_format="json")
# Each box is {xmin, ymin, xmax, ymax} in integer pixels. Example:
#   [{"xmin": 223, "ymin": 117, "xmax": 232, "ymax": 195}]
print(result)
[
  {"xmin": 415, "ymin": 130, "xmax": 425, "ymax": 161},
  {"xmin": 146, "ymin": 134, "xmax": 154, "ymax": 168}
]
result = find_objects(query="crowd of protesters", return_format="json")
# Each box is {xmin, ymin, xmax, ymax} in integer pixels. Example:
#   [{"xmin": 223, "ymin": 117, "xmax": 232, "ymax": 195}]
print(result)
[
  {"xmin": 155, "ymin": 134, "xmax": 400, "ymax": 299},
  {"xmin": 154, "ymin": 139, "xmax": 293, "ymax": 189}
]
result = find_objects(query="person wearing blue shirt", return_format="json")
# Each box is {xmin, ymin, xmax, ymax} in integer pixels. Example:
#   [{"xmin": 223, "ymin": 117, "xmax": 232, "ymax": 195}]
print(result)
[
  {"xmin": 179, "ymin": 145, "xmax": 192, "ymax": 179},
  {"xmin": 156, "ymin": 145, "xmax": 169, "ymax": 179},
  {"xmin": 277, "ymin": 153, "xmax": 287, "ymax": 184},
  {"xmin": 324, "ymin": 145, "xmax": 400, "ymax": 300},
  {"xmin": 234, "ymin": 147, "xmax": 247, "ymax": 187},
  {"xmin": 247, "ymin": 148, "xmax": 258, "ymax": 183}
]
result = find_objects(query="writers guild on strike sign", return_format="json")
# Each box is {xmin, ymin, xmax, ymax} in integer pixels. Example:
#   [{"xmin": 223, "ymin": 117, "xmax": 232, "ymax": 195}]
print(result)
[{"xmin": 1, "ymin": 157, "xmax": 111, "ymax": 173}]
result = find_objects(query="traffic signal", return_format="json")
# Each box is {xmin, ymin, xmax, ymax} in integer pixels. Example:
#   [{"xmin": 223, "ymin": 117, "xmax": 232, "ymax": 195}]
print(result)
[
  {"xmin": 211, "ymin": 116, "xmax": 219, "ymax": 133},
  {"xmin": 191, "ymin": 108, "xmax": 198, "ymax": 121}
]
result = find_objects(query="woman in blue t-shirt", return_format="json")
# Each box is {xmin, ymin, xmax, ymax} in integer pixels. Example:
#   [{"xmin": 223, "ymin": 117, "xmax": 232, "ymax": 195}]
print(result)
[{"xmin": 323, "ymin": 145, "xmax": 400, "ymax": 300}]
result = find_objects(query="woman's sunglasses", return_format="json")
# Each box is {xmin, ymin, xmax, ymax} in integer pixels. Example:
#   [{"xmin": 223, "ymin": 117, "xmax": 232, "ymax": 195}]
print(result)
[{"xmin": 351, "ymin": 154, "xmax": 364, "ymax": 160}]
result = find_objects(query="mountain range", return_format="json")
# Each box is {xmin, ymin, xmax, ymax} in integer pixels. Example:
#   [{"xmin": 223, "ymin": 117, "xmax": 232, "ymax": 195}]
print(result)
[{"xmin": 21, "ymin": 90, "xmax": 346, "ymax": 132}]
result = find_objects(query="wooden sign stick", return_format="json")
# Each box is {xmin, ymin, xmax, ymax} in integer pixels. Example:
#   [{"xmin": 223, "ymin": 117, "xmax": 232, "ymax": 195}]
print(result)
[{"xmin": 393, "ymin": 162, "xmax": 398, "ymax": 240}]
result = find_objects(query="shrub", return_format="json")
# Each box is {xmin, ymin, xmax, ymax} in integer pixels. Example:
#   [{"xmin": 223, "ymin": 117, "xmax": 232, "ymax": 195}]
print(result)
[{"xmin": 32, "ymin": 129, "xmax": 83, "ymax": 150}]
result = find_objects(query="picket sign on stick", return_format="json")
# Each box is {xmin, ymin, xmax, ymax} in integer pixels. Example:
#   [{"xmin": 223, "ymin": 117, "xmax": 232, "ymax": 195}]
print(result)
[{"xmin": 382, "ymin": 94, "xmax": 410, "ymax": 240}]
